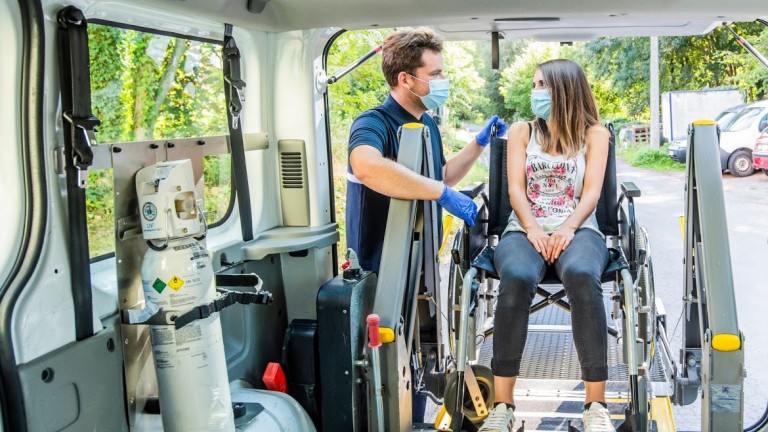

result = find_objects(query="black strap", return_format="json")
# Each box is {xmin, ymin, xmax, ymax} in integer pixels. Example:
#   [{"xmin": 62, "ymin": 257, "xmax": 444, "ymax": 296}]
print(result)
[
  {"xmin": 120, "ymin": 287, "xmax": 273, "ymax": 329},
  {"xmin": 223, "ymin": 24, "xmax": 254, "ymax": 241},
  {"xmin": 57, "ymin": 6, "xmax": 98, "ymax": 341}
]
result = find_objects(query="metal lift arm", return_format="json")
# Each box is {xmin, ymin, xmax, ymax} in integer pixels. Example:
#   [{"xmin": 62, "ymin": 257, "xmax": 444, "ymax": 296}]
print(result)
[
  {"xmin": 722, "ymin": 22, "xmax": 768, "ymax": 71},
  {"xmin": 681, "ymin": 121, "xmax": 746, "ymax": 431}
]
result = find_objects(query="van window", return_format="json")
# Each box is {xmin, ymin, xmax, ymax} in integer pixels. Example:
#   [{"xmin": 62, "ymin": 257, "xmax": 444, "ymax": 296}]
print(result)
[
  {"xmin": 86, "ymin": 24, "xmax": 231, "ymax": 258},
  {"xmin": 723, "ymin": 107, "xmax": 763, "ymax": 132}
]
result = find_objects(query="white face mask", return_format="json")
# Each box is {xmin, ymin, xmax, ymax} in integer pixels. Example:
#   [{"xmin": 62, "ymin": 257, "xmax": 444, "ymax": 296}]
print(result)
[
  {"xmin": 409, "ymin": 74, "xmax": 450, "ymax": 110},
  {"xmin": 530, "ymin": 88, "xmax": 552, "ymax": 120}
]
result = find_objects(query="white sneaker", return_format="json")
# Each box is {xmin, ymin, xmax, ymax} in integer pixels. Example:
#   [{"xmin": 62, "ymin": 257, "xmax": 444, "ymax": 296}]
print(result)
[
  {"xmin": 582, "ymin": 402, "xmax": 616, "ymax": 432},
  {"xmin": 478, "ymin": 403, "xmax": 515, "ymax": 432}
]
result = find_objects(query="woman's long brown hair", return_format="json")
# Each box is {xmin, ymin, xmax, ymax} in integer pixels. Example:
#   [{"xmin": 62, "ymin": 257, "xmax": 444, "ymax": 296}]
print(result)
[{"xmin": 533, "ymin": 59, "xmax": 600, "ymax": 159}]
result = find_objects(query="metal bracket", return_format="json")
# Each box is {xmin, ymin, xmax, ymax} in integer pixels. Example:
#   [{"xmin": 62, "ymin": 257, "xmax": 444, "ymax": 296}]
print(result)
[{"xmin": 464, "ymin": 365, "xmax": 488, "ymax": 419}]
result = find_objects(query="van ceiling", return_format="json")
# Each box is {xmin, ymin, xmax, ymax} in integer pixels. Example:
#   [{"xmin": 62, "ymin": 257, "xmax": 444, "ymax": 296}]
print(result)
[{"xmin": 82, "ymin": 0, "xmax": 767, "ymax": 39}]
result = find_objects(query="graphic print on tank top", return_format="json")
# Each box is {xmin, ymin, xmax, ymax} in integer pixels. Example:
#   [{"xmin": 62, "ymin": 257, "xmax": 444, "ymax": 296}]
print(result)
[{"xmin": 526, "ymin": 154, "xmax": 578, "ymax": 219}]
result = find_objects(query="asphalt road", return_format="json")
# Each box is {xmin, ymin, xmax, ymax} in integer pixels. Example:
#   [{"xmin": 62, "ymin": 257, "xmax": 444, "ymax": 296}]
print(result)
[{"xmin": 616, "ymin": 160, "xmax": 768, "ymax": 431}]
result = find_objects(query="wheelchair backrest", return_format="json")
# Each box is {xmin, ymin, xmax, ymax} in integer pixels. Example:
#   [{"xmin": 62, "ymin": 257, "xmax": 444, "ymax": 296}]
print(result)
[{"xmin": 487, "ymin": 123, "xmax": 618, "ymax": 237}]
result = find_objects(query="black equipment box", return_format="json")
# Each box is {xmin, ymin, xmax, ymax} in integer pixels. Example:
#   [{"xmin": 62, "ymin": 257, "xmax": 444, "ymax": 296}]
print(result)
[
  {"xmin": 282, "ymin": 319, "xmax": 320, "ymax": 423},
  {"xmin": 317, "ymin": 270, "xmax": 377, "ymax": 432}
]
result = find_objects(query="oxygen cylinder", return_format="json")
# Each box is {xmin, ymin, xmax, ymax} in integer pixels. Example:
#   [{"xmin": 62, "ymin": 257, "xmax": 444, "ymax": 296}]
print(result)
[{"xmin": 141, "ymin": 237, "xmax": 234, "ymax": 432}]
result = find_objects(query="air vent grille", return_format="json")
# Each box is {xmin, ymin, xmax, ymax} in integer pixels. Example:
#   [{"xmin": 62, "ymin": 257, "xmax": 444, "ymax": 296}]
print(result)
[{"xmin": 280, "ymin": 151, "xmax": 304, "ymax": 189}]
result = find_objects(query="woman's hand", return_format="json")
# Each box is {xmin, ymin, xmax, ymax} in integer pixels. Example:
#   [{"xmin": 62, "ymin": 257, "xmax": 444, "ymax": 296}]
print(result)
[
  {"xmin": 526, "ymin": 227, "xmax": 550, "ymax": 258},
  {"xmin": 547, "ymin": 226, "xmax": 576, "ymax": 263}
]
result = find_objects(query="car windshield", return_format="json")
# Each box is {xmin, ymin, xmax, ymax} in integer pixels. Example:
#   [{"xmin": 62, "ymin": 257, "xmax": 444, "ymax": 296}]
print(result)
[
  {"xmin": 715, "ymin": 111, "xmax": 737, "ymax": 128},
  {"xmin": 722, "ymin": 107, "xmax": 763, "ymax": 132}
]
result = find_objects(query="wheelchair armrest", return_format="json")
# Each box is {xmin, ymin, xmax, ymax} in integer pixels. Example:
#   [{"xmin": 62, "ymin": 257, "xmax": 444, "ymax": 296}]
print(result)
[
  {"xmin": 459, "ymin": 182, "xmax": 485, "ymax": 199},
  {"xmin": 620, "ymin": 182, "xmax": 641, "ymax": 198}
]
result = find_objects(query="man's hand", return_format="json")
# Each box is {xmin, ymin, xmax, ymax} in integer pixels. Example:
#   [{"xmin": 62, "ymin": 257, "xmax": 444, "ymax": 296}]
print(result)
[
  {"xmin": 436, "ymin": 185, "xmax": 478, "ymax": 227},
  {"xmin": 475, "ymin": 115, "xmax": 508, "ymax": 147},
  {"xmin": 546, "ymin": 226, "xmax": 576, "ymax": 263}
]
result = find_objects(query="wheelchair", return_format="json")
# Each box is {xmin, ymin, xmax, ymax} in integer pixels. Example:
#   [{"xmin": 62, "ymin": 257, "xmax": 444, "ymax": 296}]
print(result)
[{"xmin": 443, "ymin": 124, "xmax": 659, "ymax": 431}]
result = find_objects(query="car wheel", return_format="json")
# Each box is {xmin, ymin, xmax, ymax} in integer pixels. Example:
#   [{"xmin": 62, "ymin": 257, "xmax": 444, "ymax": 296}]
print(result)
[
  {"xmin": 764, "ymin": 169, "xmax": 768, "ymax": 177},
  {"xmin": 727, "ymin": 150, "xmax": 754, "ymax": 177}
]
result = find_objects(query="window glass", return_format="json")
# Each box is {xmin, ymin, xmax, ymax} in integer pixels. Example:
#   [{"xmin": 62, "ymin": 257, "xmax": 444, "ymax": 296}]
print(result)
[
  {"xmin": 715, "ymin": 111, "xmax": 737, "ymax": 128},
  {"xmin": 86, "ymin": 24, "xmax": 231, "ymax": 258},
  {"xmin": 723, "ymin": 107, "xmax": 762, "ymax": 132}
]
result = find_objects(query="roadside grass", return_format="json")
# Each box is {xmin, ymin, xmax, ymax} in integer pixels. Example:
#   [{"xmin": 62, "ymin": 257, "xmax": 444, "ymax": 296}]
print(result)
[{"xmin": 618, "ymin": 144, "xmax": 686, "ymax": 172}]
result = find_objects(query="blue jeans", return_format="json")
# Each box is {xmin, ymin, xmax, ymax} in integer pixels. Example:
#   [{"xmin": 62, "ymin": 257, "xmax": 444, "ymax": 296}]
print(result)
[{"xmin": 491, "ymin": 229, "xmax": 610, "ymax": 382}]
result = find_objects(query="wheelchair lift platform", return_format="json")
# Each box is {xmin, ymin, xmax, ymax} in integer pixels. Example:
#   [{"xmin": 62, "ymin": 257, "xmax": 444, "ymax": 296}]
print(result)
[{"xmin": 472, "ymin": 284, "xmax": 675, "ymax": 431}]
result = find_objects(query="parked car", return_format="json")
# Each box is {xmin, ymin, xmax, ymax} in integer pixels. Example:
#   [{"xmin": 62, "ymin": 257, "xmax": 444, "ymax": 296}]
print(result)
[
  {"xmin": 668, "ymin": 100, "xmax": 768, "ymax": 177},
  {"xmin": 668, "ymin": 104, "xmax": 743, "ymax": 162},
  {"xmin": 753, "ymin": 128, "xmax": 768, "ymax": 176}
]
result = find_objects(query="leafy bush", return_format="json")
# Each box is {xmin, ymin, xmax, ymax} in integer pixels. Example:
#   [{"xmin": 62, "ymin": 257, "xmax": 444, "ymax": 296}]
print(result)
[{"xmin": 618, "ymin": 145, "xmax": 685, "ymax": 171}]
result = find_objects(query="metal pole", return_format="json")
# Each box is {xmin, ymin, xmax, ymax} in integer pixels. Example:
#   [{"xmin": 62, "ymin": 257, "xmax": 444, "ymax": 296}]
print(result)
[
  {"xmin": 327, "ymin": 45, "xmax": 382, "ymax": 85},
  {"xmin": 367, "ymin": 314, "xmax": 386, "ymax": 432},
  {"xmin": 650, "ymin": 36, "xmax": 660, "ymax": 150}
]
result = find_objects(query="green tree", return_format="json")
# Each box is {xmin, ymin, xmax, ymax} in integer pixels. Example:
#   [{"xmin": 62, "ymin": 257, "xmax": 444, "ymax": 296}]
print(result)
[
  {"xmin": 443, "ymin": 41, "xmax": 486, "ymax": 124},
  {"xmin": 476, "ymin": 38, "xmax": 528, "ymax": 121}
]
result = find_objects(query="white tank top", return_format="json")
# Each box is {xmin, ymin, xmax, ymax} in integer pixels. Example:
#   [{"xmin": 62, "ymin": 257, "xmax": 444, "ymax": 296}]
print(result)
[{"xmin": 503, "ymin": 127, "xmax": 602, "ymax": 237}]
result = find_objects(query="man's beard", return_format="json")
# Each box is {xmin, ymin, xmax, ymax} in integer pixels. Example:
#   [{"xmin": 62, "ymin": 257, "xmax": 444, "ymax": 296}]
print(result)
[{"xmin": 408, "ymin": 90, "xmax": 428, "ymax": 112}]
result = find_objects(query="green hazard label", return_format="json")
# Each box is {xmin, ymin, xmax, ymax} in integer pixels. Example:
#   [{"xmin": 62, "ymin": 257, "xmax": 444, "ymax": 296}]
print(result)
[{"xmin": 152, "ymin": 278, "xmax": 166, "ymax": 294}]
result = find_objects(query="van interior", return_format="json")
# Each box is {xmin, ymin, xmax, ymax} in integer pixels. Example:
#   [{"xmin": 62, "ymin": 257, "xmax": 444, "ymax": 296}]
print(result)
[{"xmin": 1, "ymin": 1, "xmax": 766, "ymax": 431}]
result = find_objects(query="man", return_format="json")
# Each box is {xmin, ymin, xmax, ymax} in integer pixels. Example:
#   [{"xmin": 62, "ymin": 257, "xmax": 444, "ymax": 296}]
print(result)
[
  {"xmin": 346, "ymin": 27, "xmax": 507, "ymax": 273},
  {"xmin": 344, "ymin": 27, "xmax": 507, "ymax": 424}
]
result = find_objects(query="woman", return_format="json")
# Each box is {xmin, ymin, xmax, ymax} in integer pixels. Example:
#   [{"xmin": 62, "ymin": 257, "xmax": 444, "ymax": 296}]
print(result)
[{"xmin": 479, "ymin": 59, "xmax": 614, "ymax": 432}]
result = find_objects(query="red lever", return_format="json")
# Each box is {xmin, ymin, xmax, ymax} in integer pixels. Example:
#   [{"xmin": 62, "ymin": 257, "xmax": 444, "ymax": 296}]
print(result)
[{"xmin": 367, "ymin": 314, "xmax": 381, "ymax": 348}]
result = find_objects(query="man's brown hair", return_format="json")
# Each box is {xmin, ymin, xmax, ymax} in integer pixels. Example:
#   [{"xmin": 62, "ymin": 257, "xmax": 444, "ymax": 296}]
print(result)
[{"xmin": 381, "ymin": 28, "xmax": 443, "ymax": 87}]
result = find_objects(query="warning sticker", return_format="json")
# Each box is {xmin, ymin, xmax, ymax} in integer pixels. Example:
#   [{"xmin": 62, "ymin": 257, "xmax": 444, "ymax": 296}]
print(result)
[
  {"xmin": 168, "ymin": 276, "xmax": 185, "ymax": 291},
  {"xmin": 152, "ymin": 278, "xmax": 166, "ymax": 294},
  {"xmin": 711, "ymin": 384, "xmax": 741, "ymax": 413}
]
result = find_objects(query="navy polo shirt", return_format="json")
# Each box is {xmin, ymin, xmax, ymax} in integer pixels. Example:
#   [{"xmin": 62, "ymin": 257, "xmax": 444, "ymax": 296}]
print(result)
[{"xmin": 345, "ymin": 95, "xmax": 446, "ymax": 273}]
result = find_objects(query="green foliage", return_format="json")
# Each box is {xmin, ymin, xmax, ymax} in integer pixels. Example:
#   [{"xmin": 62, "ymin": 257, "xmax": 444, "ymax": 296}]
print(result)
[
  {"xmin": 203, "ymin": 155, "xmax": 233, "ymax": 224},
  {"xmin": 443, "ymin": 41, "xmax": 486, "ymax": 124},
  {"xmin": 572, "ymin": 23, "xmax": 768, "ymax": 122},
  {"xmin": 476, "ymin": 39, "xmax": 528, "ymax": 121},
  {"xmin": 618, "ymin": 145, "xmax": 685, "ymax": 171}
]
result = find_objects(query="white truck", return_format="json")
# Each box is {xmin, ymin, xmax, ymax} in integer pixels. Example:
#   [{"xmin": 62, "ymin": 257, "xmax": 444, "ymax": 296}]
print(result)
[{"xmin": 662, "ymin": 89, "xmax": 744, "ymax": 144}]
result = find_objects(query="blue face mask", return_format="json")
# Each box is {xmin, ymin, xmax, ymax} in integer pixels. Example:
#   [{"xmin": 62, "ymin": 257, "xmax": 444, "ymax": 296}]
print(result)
[
  {"xmin": 409, "ymin": 75, "xmax": 450, "ymax": 110},
  {"xmin": 531, "ymin": 88, "xmax": 552, "ymax": 120}
]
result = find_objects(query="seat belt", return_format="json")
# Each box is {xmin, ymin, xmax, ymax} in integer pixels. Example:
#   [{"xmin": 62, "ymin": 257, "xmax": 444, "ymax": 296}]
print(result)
[
  {"xmin": 223, "ymin": 24, "xmax": 254, "ymax": 241},
  {"xmin": 56, "ymin": 6, "xmax": 98, "ymax": 341}
]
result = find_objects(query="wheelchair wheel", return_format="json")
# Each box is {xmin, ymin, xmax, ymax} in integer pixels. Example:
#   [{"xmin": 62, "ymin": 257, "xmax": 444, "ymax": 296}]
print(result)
[
  {"xmin": 443, "ymin": 364, "xmax": 495, "ymax": 424},
  {"xmin": 636, "ymin": 227, "xmax": 657, "ymax": 364}
]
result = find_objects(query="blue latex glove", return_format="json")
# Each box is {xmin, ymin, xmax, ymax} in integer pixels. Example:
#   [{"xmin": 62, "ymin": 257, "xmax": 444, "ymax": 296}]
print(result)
[
  {"xmin": 475, "ymin": 115, "xmax": 508, "ymax": 147},
  {"xmin": 436, "ymin": 185, "xmax": 477, "ymax": 227}
]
